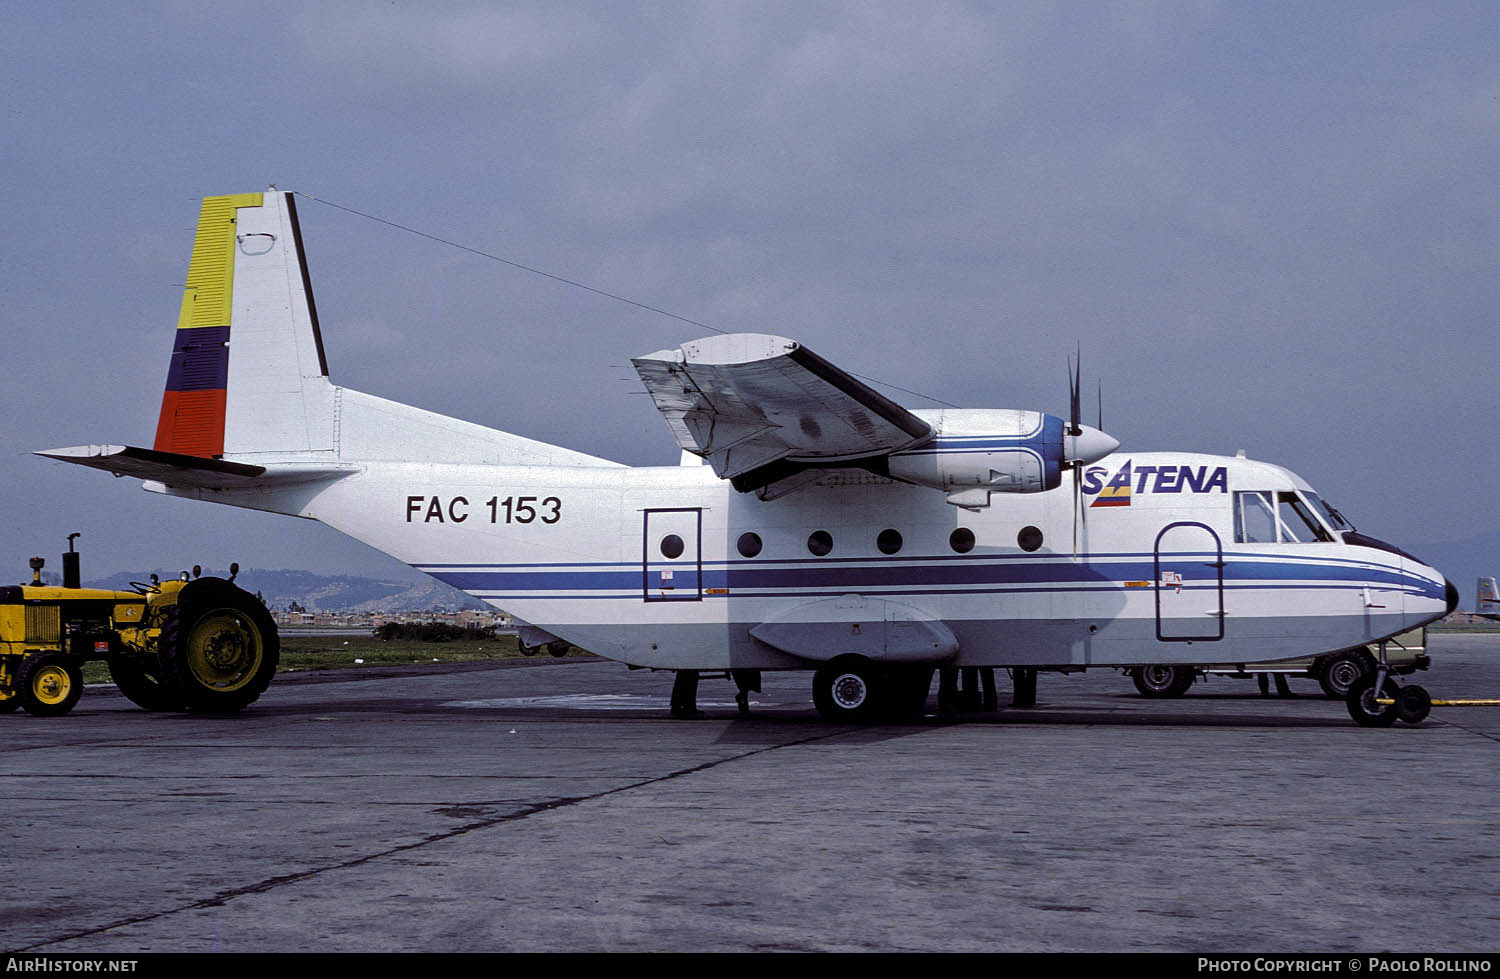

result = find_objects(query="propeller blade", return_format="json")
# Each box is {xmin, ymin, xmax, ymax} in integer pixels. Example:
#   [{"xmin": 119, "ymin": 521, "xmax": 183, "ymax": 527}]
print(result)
[
  {"xmin": 1068, "ymin": 347, "xmax": 1082, "ymax": 435},
  {"xmin": 1072, "ymin": 460, "xmax": 1081, "ymax": 559}
]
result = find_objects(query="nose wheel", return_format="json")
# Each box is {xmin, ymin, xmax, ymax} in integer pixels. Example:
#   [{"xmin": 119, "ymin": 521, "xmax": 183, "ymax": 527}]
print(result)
[{"xmin": 1345, "ymin": 674, "xmax": 1432, "ymax": 727}]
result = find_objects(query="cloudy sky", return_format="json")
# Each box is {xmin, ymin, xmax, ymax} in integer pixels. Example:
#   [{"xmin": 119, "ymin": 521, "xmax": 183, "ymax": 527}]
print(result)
[{"xmin": 3, "ymin": 1, "xmax": 1497, "ymax": 591}]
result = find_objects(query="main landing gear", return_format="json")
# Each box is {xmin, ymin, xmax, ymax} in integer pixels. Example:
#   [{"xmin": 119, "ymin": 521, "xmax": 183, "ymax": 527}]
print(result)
[{"xmin": 666, "ymin": 661, "xmax": 1044, "ymax": 722}]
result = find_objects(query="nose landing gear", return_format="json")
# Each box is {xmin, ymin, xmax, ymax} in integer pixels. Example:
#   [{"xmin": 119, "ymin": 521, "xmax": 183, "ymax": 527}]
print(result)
[{"xmin": 1344, "ymin": 639, "xmax": 1477, "ymax": 727}]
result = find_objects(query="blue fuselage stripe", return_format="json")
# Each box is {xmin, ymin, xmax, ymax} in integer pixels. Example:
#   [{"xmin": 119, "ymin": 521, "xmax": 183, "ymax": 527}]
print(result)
[{"xmin": 420, "ymin": 555, "xmax": 1440, "ymax": 599}]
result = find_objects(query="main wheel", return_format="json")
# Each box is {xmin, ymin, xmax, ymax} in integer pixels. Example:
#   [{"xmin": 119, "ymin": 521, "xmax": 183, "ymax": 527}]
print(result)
[
  {"xmin": 160, "ymin": 578, "xmax": 279, "ymax": 713},
  {"xmin": 813, "ymin": 658, "xmax": 883, "ymax": 722},
  {"xmin": 108, "ymin": 650, "xmax": 183, "ymax": 711},
  {"xmin": 19, "ymin": 652, "xmax": 84, "ymax": 717},
  {"xmin": 884, "ymin": 666, "xmax": 935, "ymax": 721},
  {"xmin": 1317, "ymin": 648, "xmax": 1373, "ymax": 700},
  {"xmin": 1131, "ymin": 664, "xmax": 1195, "ymax": 698},
  {"xmin": 1346, "ymin": 674, "xmax": 1399, "ymax": 728}
]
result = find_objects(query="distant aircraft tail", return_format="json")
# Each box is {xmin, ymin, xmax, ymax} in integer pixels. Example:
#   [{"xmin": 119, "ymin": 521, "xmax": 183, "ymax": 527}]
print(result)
[
  {"xmin": 41, "ymin": 190, "xmax": 618, "ymax": 498},
  {"xmin": 1480, "ymin": 577, "xmax": 1500, "ymax": 619}
]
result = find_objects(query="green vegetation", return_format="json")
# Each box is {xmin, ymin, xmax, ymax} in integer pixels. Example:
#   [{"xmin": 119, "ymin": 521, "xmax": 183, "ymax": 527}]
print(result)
[
  {"xmin": 80, "ymin": 633, "xmax": 586, "ymax": 685},
  {"xmin": 278, "ymin": 632, "xmax": 587, "ymax": 671}
]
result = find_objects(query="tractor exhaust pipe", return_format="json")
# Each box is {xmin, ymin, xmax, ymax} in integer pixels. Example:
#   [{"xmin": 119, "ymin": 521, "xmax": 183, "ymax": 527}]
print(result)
[{"xmin": 62, "ymin": 532, "xmax": 80, "ymax": 589}]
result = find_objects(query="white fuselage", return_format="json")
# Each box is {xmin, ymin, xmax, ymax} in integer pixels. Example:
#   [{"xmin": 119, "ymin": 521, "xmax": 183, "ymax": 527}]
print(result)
[{"xmin": 274, "ymin": 448, "xmax": 1450, "ymax": 671}]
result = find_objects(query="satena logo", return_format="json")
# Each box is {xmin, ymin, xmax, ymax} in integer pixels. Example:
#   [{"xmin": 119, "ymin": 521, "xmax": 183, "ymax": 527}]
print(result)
[{"xmin": 1084, "ymin": 460, "xmax": 1228, "ymax": 508}]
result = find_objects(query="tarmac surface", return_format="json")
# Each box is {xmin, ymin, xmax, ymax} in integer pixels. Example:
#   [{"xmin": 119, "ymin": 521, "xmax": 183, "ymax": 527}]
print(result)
[{"xmin": 4, "ymin": 632, "xmax": 1499, "ymax": 953}]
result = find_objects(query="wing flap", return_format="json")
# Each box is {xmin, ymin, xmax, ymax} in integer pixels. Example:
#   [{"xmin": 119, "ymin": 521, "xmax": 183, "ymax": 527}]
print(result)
[{"xmin": 632, "ymin": 334, "xmax": 932, "ymax": 480}]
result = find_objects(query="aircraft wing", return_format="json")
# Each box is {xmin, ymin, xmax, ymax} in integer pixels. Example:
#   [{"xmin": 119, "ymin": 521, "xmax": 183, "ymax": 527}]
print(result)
[{"xmin": 632, "ymin": 334, "xmax": 933, "ymax": 489}]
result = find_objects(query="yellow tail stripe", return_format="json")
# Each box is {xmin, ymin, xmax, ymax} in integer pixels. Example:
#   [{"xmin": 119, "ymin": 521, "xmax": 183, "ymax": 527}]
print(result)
[{"xmin": 175, "ymin": 192, "xmax": 263, "ymax": 331}]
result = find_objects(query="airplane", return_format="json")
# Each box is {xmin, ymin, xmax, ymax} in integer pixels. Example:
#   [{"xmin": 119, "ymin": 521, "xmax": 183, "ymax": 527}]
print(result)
[
  {"xmin": 1478, "ymin": 577, "xmax": 1500, "ymax": 621},
  {"xmin": 39, "ymin": 190, "xmax": 1459, "ymax": 724}
]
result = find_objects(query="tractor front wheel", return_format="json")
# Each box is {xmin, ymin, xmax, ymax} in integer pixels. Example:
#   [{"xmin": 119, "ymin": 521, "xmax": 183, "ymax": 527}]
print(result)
[
  {"xmin": 19, "ymin": 652, "xmax": 84, "ymax": 717},
  {"xmin": 108, "ymin": 650, "xmax": 183, "ymax": 711}
]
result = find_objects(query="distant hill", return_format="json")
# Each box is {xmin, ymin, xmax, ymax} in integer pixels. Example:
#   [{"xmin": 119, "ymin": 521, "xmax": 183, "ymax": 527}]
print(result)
[{"xmin": 86, "ymin": 567, "xmax": 488, "ymax": 613}]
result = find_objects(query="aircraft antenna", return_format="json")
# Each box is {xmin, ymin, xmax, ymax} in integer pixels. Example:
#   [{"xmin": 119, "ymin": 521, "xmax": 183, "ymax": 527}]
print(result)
[{"xmin": 294, "ymin": 192, "xmax": 959, "ymax": 409}]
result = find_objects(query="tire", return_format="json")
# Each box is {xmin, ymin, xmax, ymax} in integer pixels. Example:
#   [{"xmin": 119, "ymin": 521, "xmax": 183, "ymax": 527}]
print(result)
[
  {"xmin": 1396, "ymin": 684, "xmax": 1432, "ymax": 725},
  {"xmin": 1346, "ymin": 674, "xmax": 1399, "ymax": 728},
  {"xmin": 160, "ymin": 578, "xmax": 279, "ymax": 713},
  {"xmin": 108, "ymin": 650, "xmax": 183, "ymax": 711},
  {"xmin": 1132, "ymin": 665, "xmax": 1195, "ymax": 698},
  {"xmin": 1317, "ymin": 648, "xmax": 1373, "ymax": 700},
  {"xmin": 813, "ymin": 658, "xmax": 883, "ymax": 722},
  {"xmin": 19, "ymin": 652, "xmax": 84, "ymax": 717},
  {"xmin": 884, "ymin": 666, "xmax": 934, "ymax": 721},
  {"xmin": 0, "ymin": 688, "xmax": 20, "ymax": 713}
]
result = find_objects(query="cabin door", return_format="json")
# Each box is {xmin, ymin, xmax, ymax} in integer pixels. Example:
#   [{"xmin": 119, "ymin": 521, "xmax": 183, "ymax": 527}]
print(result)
[
  {"xmin": 1154, "ymin": 521, "xmax": 1224, "ymax": 642},
  {"xmin": 642, "ymin": 508, "xmax": 703, "ymax": 602}
]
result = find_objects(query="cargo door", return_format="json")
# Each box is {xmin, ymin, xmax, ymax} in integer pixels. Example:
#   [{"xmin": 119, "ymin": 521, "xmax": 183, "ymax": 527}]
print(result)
[
  {"xmin": 1154, "ymin": 521, "xmax": 1224, "ymax": 641},
  {"xmin": 642, "ymin": 508, "xmax": 702, "ymax": 602}
]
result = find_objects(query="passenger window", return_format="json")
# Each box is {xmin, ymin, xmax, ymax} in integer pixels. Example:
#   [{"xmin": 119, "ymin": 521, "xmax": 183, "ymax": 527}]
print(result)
[{"xmin": 1235, "ymin": 492, "xmax": 1277, "ymax": 543}]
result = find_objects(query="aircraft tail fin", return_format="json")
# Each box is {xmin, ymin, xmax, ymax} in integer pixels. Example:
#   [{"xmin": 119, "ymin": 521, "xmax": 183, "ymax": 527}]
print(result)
[
  {"xmin": 154, "ymin": 191, "xmax": 334, "ymax": 460},
  {"xmin": 43, "ymin": 190, "xmax": 619, "ymax": 490},
  {"xmin": 1479, "ymin": 577, "xmax": 1500, "ymax": 618}
]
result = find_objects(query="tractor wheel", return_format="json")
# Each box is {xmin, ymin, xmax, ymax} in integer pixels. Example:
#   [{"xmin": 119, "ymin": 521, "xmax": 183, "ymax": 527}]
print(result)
[
  {"xmin": 1316, "ymin": 648, "xmax": 1373, "ymax": 700},
  {"xmin": 108, "ymin": 650, "xmax": 183, "ymax": 711},
  {"xmin": 0, "ymin": 687, "xmax": 20, "ymax": 713},
  {"xmin": 1131, "ymin": 664, "xmax": 1195, "ymax": 698},
  {"xmin": 19, "ymin": 652, "xmax": 84, "ymax": 717},
  {"xmin": 160, "ymin": 578, "xmax": 279, "ymax": 713}
]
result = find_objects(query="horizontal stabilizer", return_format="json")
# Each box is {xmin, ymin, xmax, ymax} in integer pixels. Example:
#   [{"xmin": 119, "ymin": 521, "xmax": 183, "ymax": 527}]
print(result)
[{"xmin": 37, "ymin": 444, "xmax": 350, "ymax": 490}]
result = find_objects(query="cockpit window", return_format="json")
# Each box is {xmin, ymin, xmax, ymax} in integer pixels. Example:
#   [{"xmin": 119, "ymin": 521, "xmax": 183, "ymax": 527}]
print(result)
[
  {"xmin": 1235, "ymin": 491, "xmax": 1333, "ymax": 543},
  {"xmin": 1276, "ymin": 492, "xmax": 1333, "ymax": 543},
  {"xmin": 1303, "ymin": 492, "xmax": 1354, "ymax": 533},
  {"xmin": 1235, "ymin": 491, "xmax": 1278, "ymax": 543}
]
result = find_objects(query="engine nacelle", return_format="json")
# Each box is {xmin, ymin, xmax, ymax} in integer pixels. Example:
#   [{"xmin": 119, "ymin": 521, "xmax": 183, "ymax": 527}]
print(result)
[{"xmin": 888, "ymin": 409, "xmax": 1065, "ymax": 496}]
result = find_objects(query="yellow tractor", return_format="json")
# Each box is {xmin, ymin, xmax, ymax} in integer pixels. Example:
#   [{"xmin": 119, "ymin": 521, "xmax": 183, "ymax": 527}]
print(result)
[{"xmin": 0, "ymin": 536, "xmax": 278, "ymax": 716}]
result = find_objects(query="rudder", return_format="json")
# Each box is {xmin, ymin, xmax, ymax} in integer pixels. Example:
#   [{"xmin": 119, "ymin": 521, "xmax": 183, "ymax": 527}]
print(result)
[{"xmin": 154, "ymin": 190, "xmax": 335, "ymax": 461}]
